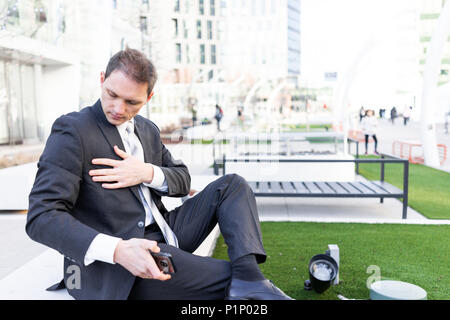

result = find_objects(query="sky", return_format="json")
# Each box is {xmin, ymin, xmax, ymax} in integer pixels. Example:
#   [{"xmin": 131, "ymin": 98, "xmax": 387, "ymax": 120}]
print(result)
[{"xmin": 300, "ymin": 0, "xmax": 419, "ymax": 108}]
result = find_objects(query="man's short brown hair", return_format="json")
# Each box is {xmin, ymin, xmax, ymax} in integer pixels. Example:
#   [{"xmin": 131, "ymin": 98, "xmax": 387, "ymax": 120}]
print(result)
[{"xmin": 105, "ymin": 48, "xmax": 157, "ymax": 95}]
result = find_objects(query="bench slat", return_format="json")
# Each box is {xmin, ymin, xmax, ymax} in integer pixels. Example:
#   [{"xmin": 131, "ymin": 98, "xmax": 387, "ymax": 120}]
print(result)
[
  {"xmin": 258, "ymin": 181, "xmax": 270, "ymax": 193},
  {"xmin": 269, "ymin": 181, "xmax": 283, "ymax": 193},
  {"xmin": 249, "ymin": 180, "xmax": 404, "ymax": 197},
  {"xmin": 370, "ymin": 181, "xmax": 403, "ymax": 195},
  {"xmin": 359, "ymin": 181, "xmax": 390, "ymax": 195},
  {"xmin": 353, "ymin": 182, "xmax": 377, "ymax": 194},
  {"xmin": 337, "ymin": 182, "xmax": 363, "ymax": 194},
  {"xmin": 327, "ymin": 182, "xmax": 351, "ymax": 194},
  {"xmin": 281, "ymin": 181, "xmax": 297, "ymax": 194},
  {"xmin": 304, "ymin": 182, "xmax": 323, "ymax": 194},
  {"xmin": 292, "ymin": 182, "xmax": 310, "ymax": 194},
  {"xmin": 315, "ymin": 182, "xmax": 336, "ymax": 195}
]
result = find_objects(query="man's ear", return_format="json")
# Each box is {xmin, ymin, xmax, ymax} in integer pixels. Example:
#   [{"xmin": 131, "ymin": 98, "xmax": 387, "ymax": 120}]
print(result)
[
  {"xmin": 100, "ymin": 71, "xmax": 105, "ymax": 86},
  {"xmin": 147, "ymin": 91, "xmax": 154, "ymax": 103}
]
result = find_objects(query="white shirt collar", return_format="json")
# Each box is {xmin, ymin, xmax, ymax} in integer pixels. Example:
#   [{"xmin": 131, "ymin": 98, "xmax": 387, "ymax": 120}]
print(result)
[{"xmin": 116, "ymin": 118, "xmax": 135, "ymax": 136}]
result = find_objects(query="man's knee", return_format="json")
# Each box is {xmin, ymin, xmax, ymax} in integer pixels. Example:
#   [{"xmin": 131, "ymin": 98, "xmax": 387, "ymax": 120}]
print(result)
[{"xmin": 223, "ymin": 173, "xmax": 246, "ymax": 184}]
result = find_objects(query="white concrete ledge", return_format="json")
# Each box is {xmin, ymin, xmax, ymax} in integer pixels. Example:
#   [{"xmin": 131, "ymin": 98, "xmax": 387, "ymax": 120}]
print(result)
[
  {"xmin": 259, "ymin": 216, "xmax": 450, "ymax": 225},
  {"xmin": 0, "ymin": 249, "xmax": 72, "ymax": 300},
  {"xmin": 0, "ymin": 226, "xmax": 221, "ymax": 300}
]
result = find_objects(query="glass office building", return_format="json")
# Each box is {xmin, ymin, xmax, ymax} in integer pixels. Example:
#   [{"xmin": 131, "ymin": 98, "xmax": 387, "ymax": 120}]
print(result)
[
  {"xmin": 0, "ymin": 61, "xmax": 39, "ymax": 145},
  {"xmin": 287, "ymin": 0, "xmax": 301, "ymax": 77}
]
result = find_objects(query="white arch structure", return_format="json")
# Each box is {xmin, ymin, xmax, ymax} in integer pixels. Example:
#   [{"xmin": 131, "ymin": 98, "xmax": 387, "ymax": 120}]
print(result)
[
  {"xmin": 243, "ymin": 77, "xmax": 268, "ymax": 111},
  {"xmin": 221, "ymin": 74, "xmax": 246, "ymax": 109},
  {"xmin": 332, "ymin": 37, "xmax": 377, "ymax": 155},
  {"xmin": 420, "ymin": 0, "xmax": 450, "ymax": 167},
  {"xmin": 188, "ymin": 68, "xmax": 242, "ymax": 112},
  {"xmin": 266, "ymin": 79, "xmax": 288, "ymax": 118},
  {"xmin": 243, "ymin": 76, "xmax": 288, "ymax": 115}
]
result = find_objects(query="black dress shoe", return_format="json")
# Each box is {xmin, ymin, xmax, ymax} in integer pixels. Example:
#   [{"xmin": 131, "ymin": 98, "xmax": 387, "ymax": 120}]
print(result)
[{"xmin": 225, "ymin": 278, "xmax": 294, "ymax": 300}]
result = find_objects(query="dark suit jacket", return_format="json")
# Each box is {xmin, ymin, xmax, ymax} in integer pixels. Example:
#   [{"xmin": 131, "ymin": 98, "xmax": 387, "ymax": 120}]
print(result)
[{"xmin": 26, "ymin": 99, "xmax": 191, "ymax": 300}]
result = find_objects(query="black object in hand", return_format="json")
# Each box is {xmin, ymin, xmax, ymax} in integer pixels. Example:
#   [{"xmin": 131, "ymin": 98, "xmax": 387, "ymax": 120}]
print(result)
[{"xmin": 150, "ymin": 251, "xmax": 176, "ymax": 275}]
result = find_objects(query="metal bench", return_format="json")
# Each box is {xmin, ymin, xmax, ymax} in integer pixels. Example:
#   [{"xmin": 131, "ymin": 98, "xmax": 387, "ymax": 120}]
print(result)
[
  {"xmin": 222, "ymin": 156, "xmax": 409, "ymax": 219},
  {"xmin": 212, "ymin": 131, "xmax": 345, "ymax": 175}
]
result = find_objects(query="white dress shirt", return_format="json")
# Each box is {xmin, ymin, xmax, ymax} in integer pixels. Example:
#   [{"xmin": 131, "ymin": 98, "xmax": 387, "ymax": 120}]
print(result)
[{"xmin": 83, "ymin": 118, "xmax": 168, "ymax": 266}]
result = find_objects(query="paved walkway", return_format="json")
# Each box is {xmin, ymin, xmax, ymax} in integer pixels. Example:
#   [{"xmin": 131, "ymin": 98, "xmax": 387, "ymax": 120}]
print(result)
[{"xmin": 365, "ymin": 119, "xmax": 450, "ymax": 172}]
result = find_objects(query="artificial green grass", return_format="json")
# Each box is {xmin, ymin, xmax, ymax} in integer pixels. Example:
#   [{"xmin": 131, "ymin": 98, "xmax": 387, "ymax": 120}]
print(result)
[
  {"xmin": 357, "ymin": 156, "xmax": 450, "ymax": 219},
  {"xmin": 190, "ymin": 139, "xmax": 215, "ymax": 144},
  {"xmin": 282, "ymin": 124, "xmax": 331, "ymax": 132},
  {"xmin": 212, "ymin": 222, "xmax": 450, "ymax": 300}
]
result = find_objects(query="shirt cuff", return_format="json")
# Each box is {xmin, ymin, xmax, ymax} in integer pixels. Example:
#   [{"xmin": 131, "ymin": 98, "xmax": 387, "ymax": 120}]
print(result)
[
  {"xmin": 84, "ymin": 233, "xmax": 122, "ymax": 266},
  {"xmin": 143, "ymin": 164, "xmax": 167, "ymax": 190}
]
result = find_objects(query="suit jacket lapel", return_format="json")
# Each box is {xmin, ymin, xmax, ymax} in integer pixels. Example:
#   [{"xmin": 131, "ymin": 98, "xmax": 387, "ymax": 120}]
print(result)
[
  {"xmin": 134, "ymin": 116, "xmax": 155, "ymax": 165},
  {"xmin": 91, "ymin": 99, "xmax": 126, "ymax": 152},
  {"xmin": 91, "ymin": 99, "xmax": 142, "ymax": 204}
]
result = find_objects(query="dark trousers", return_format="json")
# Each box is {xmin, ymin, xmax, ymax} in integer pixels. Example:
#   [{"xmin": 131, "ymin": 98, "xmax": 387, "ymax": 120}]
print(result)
[
  {"xmin": 364, "ymin": 134, "xmax": 378, "ymax": 153},
  {"xmin": 128, "ymin": 174, "xmax": 266, "ymax": 300}
]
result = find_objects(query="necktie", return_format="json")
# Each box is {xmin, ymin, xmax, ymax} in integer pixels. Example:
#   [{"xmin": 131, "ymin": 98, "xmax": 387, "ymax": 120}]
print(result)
[{"xmin": 124, "ymin": 122, "xmax": 179, "ymax": 247}]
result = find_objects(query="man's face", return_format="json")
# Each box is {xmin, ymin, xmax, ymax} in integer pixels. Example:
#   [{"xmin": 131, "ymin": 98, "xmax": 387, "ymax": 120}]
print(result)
[{"xmin": 100, "ymin": 70, "xmax": 153, "ymax": 126}]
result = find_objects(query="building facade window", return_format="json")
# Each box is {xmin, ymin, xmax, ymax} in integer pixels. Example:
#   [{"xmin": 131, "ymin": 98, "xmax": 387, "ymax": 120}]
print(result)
[
  {"xmin": 196, "ymin": 20, "xmax": 202, "ymax": 39},
  {"xmin": 6, "ymin": 0, "xmax": 20, "ymax": 26},
  {"xmin": 34, "ymin": 0, "xmax": 48, "ymax": 23},
  {"xmin": 175, "ymin": 43, "xmax": 182, "ymax": 63},
  {"xmin": 199, "ymin": 0, "xmax": 204, "ymax": 15},
  {"xmin": 0, "ymin": 60, "xmax": 39, "ymax": 145},
  {"xmin": 210, "ymin": 0, "xmax": 216, "ymax": 16},
  {"xmin": 211, "ymin": 44, "xmax": 216, "ymax": 64},
  {"xmin": 140, "ymin": 16, "xmax": 148, "ymax": 34},
  {"xmin": 200, "ymin": 44, "xmax": 205, "ymax": 64},
  {"xmin": 172, "ymin": 18, "xmax": 178, "ymax": 37},
  {"xmin": 198, "ymin": 0, "xmax": 205, "ymax": 15},
  {"xmin": 207, "ymin": 20, "xmax": 213, "ymax": 39}
]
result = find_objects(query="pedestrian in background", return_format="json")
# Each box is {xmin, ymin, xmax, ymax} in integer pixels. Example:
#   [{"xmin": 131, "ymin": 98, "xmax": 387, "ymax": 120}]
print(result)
[
  {"xmin": 359, "ymin": 106, "xmax": 365, "ymax": 122},
  {"xmin": 402, "ymin": 106, "xmax": 412, "ymax": 126},
  {"xmin": 361, "ymin": 109, "xmax": 379, "ymax": 155},
  {"xmin": 191, "ymin": 106, "xmax": 197, "ymax": 127},
  {"xmin": 390, "ymin": 106, "xmax": 397, "ymax": 125},
  {"xmin": 215, "ymin": 104, "xmax": 223, "ymax": 131}
]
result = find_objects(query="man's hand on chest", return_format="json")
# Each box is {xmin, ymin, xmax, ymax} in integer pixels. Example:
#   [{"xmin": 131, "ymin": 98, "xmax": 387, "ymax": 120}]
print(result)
[{"xmin": 89, "ymin": 145, "xmax": 155, "ymax": 189}]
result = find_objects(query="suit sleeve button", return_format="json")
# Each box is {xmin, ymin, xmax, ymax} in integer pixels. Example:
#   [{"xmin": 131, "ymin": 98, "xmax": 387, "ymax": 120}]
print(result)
[{"xmin": 137, "ymin": 221, "xmax": 145, "ymax": 228}]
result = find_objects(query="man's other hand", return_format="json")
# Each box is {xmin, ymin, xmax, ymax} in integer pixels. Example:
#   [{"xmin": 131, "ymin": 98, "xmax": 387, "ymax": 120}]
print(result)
[
  {"xmin": 90, "ymin": 145, "xmax": 154, "ymax": 189},
  {"xmin": 113, "ymin": 238, "xmax": 171, "ymax": 281}
]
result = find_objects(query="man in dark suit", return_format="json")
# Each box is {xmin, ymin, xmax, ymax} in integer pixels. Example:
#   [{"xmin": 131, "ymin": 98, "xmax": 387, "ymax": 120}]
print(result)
[{"xmin": 26, "ymin": 48, "xmax": 292, "ymax": 300}]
